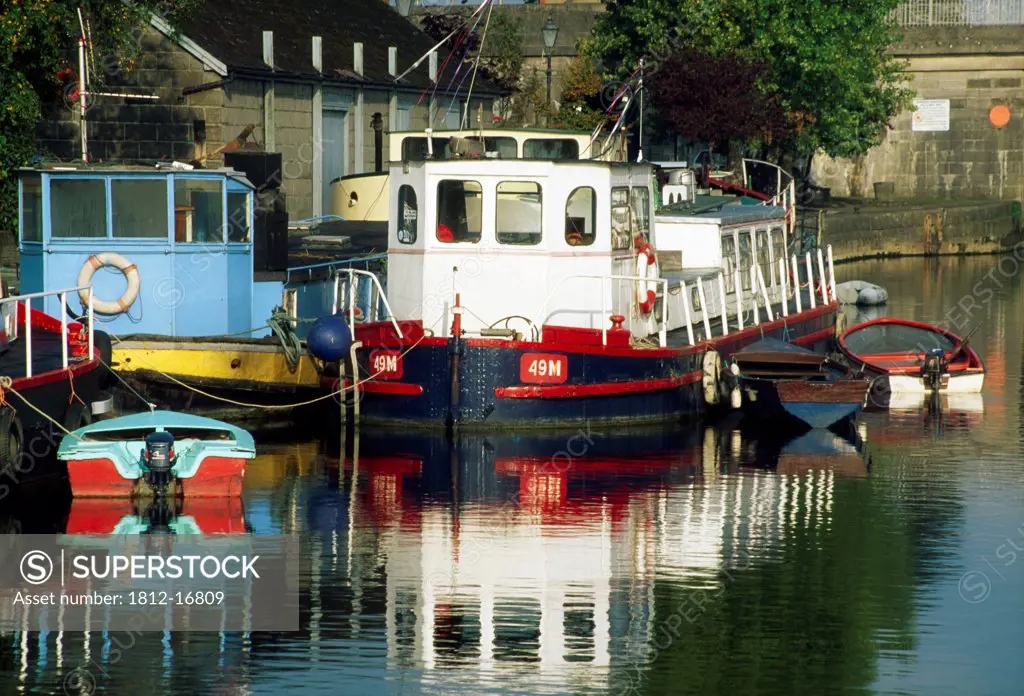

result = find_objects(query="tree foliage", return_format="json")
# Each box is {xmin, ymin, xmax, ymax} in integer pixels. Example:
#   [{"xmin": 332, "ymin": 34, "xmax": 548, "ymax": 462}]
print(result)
[
  {"xmin": 0, "ymin": 0, "xmax": 199, "ymax": 237},
  {"xmin": 650, "ymin": 49, "xmax": 786, "ymax": 151},
  {"xmin": 589, "ymin": 0, "xmax": 914, "ymax": 160},
  {"xmin": 552, "ymin": 52, "xmax": 606, "ymax": 132}
]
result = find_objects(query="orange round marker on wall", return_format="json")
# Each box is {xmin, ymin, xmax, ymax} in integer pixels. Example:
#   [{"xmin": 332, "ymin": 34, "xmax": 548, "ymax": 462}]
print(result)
[{"xmin": 990, "ymin": 105, "xmax": 1011, "ymax": 128}]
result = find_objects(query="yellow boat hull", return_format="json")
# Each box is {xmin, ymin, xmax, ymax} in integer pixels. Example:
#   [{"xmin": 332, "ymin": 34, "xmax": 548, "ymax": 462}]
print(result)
[{"xmin": 112, "ymin": 338, "xmax": 322, "ymax": 394}]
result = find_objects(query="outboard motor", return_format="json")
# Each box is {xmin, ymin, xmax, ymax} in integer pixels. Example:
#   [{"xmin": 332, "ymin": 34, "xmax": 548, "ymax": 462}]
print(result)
[
  {"xmin": 143, "ymin": 431, "xmax": 176, "ymax": 495},
  {"xmin": 921, "ymin": 347, "xmax": 948, "ymax": 392}
]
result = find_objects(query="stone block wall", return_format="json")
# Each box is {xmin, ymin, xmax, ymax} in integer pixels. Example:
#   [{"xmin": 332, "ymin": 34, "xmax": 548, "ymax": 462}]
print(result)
[
  {"xmin": 824, "ymin": 200, "xmax": 1021, "ymax": 263},
  {"xmin": 812, "ymin": 27, "xmax": 1024, "ymax": 203}
]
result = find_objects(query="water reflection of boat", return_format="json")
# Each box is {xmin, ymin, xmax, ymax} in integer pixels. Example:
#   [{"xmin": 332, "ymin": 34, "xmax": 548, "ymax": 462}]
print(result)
[{"xmin": 64, "ymin": 496, "xmax": 247, "ymax": 534}]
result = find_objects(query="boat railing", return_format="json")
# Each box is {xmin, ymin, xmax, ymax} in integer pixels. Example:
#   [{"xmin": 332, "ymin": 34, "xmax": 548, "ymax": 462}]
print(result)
[
  {"xmin": 0, "ymin": 285, "xmax": 94, "ymax": 378},
  {"xmin": 332, "ymin": 268, "xmax": 404, "ymax": 340},
  {"xmin": 531, "ymin": 274, "xmax": 670, "ymax": 348}
]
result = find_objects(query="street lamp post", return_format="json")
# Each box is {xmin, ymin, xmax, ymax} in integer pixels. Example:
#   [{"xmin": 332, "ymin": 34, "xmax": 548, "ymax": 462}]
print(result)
[{"xmin": 541, "ymin": 15, "xmax": 559, "ymax": 123}]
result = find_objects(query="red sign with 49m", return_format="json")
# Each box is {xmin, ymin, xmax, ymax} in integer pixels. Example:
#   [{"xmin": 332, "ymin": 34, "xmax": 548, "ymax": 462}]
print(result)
[{"xmin": 519, "ymin": 353, "xmax": 568, "ymax": 384}]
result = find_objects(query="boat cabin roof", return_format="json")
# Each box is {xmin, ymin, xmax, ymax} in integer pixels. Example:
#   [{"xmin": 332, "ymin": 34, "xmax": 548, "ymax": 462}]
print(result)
[
  {"xmin": 389, "ymin": 127, "xmax": 619, "ymax": 162},
  {"xmin": 657, "ymin": 200, "xmax": 786, "ymax": 225}
]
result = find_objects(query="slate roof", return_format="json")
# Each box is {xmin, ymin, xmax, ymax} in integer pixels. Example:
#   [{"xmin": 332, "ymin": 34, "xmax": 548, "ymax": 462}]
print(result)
[{"xmin": 176, "ymin": 0, "xmax": 500, "ymax": 94}]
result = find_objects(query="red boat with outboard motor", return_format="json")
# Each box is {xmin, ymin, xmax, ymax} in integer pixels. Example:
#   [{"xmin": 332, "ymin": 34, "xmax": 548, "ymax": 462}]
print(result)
[{"xmin": 838, "ymin": 318, "xmax": 984, "ymax": 407}]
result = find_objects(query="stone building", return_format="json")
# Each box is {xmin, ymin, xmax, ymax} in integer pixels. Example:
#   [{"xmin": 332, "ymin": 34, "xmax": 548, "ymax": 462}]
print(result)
[
  {"xmin": 36, "ymin": 0, "xmax": 500, "ymax": 221},
  {"xmin": 812, "ymin": 25, "xmax": 1024, "ymax": 202}
]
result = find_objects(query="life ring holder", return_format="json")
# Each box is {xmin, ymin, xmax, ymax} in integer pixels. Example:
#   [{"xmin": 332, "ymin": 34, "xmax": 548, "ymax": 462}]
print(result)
[
  {"xmin": 635, "ymin": 244, "xmax": 659, "ymax": 315},
  {"xmin": 77, "ymin": 252, "xmax": 141, "ymax": 315}
]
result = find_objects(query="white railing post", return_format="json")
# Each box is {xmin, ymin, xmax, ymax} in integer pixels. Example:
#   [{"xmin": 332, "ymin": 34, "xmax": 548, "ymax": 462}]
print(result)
[
  {"xmin": 681, "ymin": 280, "xmax": 695, "ymax": 346},
  {"xmin": 735, "ymin": 269, "xmax": 744, "ymax": 331},
  {"xmin": 332, "ymin": 272, "xmax": 341, "ymax": 314},
  {"xmin": 779, "ymin": 259, "xmax": 789, "ymax": 318},
  {"xmin": 24, "ymin": 299, "xmax": 32, "ymax": 378},
  {"xmin": 817, "ymin": 248, "xmax": 829, "ymax": 304},
  {"xmin": 757, "ymin": 265, "xmax": 774, "ymax": 322},
  {"xmin": 805, "ymin": 252, "xmax": 816, "ymax": 309},
  {"xmin": 750, "ymin": 266, "xmax": 759, "ymax": 324},
  {"xmin": 88, "ymin": 287, "xmax": 94, "ymax": 361},
  {"xmin": 348, "ymin": 269, "xmax": 356, "ymax": 331},
  {"xmin": 792, "ymin": 254, "xmax": 802, "ymax": 313},
  {"xmin": 718, "ymin": 273, "xmax": 729, "ymax": 336},
  {"xmin": 60, "ymin": 291, "xmax": 68, "ymax": 370},
  {"xmin": 827, "ymin": 244, "xmax": 837, "ymax": 303},
  {"xmin": 696, "ymin": 277, "xmax": 712, "ymax": 339}
]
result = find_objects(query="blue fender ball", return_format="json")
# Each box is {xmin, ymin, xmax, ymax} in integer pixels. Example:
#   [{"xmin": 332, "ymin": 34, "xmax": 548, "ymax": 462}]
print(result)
[{"xmin": 307, "ymin": 314, "xmax": 353, "ymax": 362}]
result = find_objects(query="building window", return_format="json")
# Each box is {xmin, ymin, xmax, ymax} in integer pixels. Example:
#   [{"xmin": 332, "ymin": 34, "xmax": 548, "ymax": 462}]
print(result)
[
  {"xmin": 436, "ymin": 180, "xmax": 482, "ymax": 243},
  {"xmin": 174, "ymin": 179, "xmax": 223, "ymax": 243},
  {"xmin": 227, "ymin": 191, "xmax": 250, "ymax": 243},
  {"xmin": 20, "ymin": 175, "xmax": 42, "ymax": 243},
  {"xmin": 50, "ymin": 179, "xmax": 107, "ymax": 238},
  {"xmin": 523, "ymin": 139, "xmax": 580, "ymax": 160},
  {"xmin": 397, "ymin": 185, "xmax": 418, "ymax": 244},
  {"xmin": 565, "ymin": 187, "xmax": 596, "ymax": 247},
  {"xmin": 111, "ymin": 179, "xmax": 168, "ymax": 239},
  {"xmin": 496, "ymin": 181, "xmax": 542, "ymax": 246}
]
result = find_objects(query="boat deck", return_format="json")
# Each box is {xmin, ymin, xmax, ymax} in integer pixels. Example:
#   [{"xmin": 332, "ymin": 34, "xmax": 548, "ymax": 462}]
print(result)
[{"xmin": 0, "ymin": 333, "xmax": 82, "ymax": 382}]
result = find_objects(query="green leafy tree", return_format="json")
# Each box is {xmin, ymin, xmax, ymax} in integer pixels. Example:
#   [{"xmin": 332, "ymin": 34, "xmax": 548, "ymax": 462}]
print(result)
[
  {"xmin": 552, "ymin": 52, "xmax": 607, "ymax": 132},
  {"xmin": 589, "ymin": 0, "xmax": 914, "ymax": 163},
  {"xmin": 0, "ymin": 0, "xmax": 199, "ymax": 239}
]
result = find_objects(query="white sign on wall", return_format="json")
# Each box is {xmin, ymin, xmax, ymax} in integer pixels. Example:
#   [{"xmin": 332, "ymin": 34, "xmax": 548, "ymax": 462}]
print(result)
[{"xmin": 912, "ymin": 99, "xmax": 950, "ymax": 132}]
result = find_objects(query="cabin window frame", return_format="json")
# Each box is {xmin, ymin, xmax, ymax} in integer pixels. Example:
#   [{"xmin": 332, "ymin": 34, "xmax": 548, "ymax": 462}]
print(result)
[
  {"xmin": 495, "ymin": 180, "xmax": 543, "ymax": 247},
  {"xmin": 523, "ymin": 138, "xmax": 580, "ymax": 160},
  {"xmin": 770, "ymin": 225, "xmax": 786, "ymax": 287},
  {"xmin": 754, "ymin": 227, "xmax": 771, "ymax": 287},
  {"xmin": 721, "ymin": 231, "xmax": 738, "ymax": 293},
  {"xmin": 172, "ymin": 176, "xmax": 227, "ymax": 245},
  {"xmin": 109, "ymin": 176, "xmax": 172, "ymax": 241},
  {"xmin": 436, "ymin": 179, "xmax": 484, "ymax": 244},
  {"xmin": 48, "ymin": 176, "xmax": 110, "ymax": 239},
  {"xmin": 18, "ymin": 174, "xmax": 44, "ymax": 244},
  {"xmin": 737, "ymin": 229, "xmax": 753, "ymax": 291},
  {"xmin": 565, "ymin": 186, "xmax": 597, "ymax": 247},
  {"xmin": 397, "ymin": 185, "xmax": 418, "ymax": 245}
]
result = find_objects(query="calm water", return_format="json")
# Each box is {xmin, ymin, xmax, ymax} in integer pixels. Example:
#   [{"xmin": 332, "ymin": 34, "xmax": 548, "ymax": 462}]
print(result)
[{"xmin": 2, "ymin": 255, "xmax": 1024, "ymax": 695}]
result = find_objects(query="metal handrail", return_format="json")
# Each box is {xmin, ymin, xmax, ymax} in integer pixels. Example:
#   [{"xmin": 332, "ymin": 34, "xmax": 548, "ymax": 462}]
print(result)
[
  {"xmin": 333, "ymin": 268, "xmax": 404, "ymax": 339},
  {"xmin": 0, "ymin": 285, "xmax": 94, "ymax": 377},
  {"xmin": 531, "ymin": 273, "xmax": 670, "ymax": 347}
]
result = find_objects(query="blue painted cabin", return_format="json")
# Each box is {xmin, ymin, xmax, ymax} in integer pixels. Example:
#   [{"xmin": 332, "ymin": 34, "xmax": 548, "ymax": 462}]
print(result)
[{"xmin": 17, "ymin": 166, "xmax": 379, "ymax": 339}]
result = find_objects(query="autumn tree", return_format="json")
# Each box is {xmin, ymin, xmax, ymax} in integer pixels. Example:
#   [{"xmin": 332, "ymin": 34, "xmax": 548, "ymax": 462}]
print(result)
[
  {"xmin": 589, "ymin": 0, "xmax": 914, "ymax": 162},
  {"xmin": 0, "ymin": 0, "xmax": 200, "ymax": 238},
  {"xmin": 552, "ymin": 53, "xmax": 606, "ymax": 132}
]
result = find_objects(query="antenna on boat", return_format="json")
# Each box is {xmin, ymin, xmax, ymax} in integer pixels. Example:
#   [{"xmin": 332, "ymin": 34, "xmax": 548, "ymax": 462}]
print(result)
[{"xmin": 637, "ymin": 58, "xmax": 645, "ymax": 163}]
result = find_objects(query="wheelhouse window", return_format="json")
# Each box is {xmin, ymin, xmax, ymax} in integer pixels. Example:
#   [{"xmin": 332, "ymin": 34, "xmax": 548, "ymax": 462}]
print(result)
[
  {"xmin": 402, "ymin": 137, "xmax": 449, "ymax": 161},
  {"xmin": 610, "ymin": 187, "xmax": 632, "ymax": 250},
  {"xmin": 397, "ymin": 185, "xmax": 418, "ymax": 244},
  {"xmin": 771, "ymin": 226, "xmax": 787, "ymax": 283},
  {"xmin": 227, "ymin": 191, "xmax": 250, "ymax": 243},
  {"xmin": 50, "ymin": 179, "xmax": 107, "ymax": 238},
  {"xmin": 112, "ymin": 179, "xmax": 169, "ymax": 239},
  {"xmin": 436, "ymin": 180, "xmax": 482, "ymax": 243},
  {"xmin": 174, "ymin": 179, "xmax": 223, "ymax": 243},
  {"xmin": 20, "ymin": 175, "xmax": 42, "ymax": 242},
  {"xmin": 496, "ymin": 181, "xmax": 542, "ymax": 246},
  {"xmin": 523, "ymin": 138, "xmax": 580, "ymax": 160},
  {"xmin": 565, "ymin": 187, "xmax": 596, "ymax": 247},
  {"xmin": 631, "ymin": 187, "xmax": 650, "ymax": 239}
]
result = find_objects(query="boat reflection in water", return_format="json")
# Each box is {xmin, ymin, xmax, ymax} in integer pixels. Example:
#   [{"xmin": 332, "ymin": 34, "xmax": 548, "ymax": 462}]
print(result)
[
  {"xmin": 1, "ymin": 424, "xmax": 870, "ymax": 695},
  {"xmin": 64, "ymin": 496, "xmax": 248, "ymax": 534}
]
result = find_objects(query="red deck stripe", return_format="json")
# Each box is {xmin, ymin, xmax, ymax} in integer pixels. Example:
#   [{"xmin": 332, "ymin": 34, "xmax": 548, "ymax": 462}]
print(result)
[
  {"xmin": 342, "ymin": 379, "xmax": 424, "ymax": 396},
  {"xmin": 495, "ymin": 372, "xmax": 702, "ymax": 399}
]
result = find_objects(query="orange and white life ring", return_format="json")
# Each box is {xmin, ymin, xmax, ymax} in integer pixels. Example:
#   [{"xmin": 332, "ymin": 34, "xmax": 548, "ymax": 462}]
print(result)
[
  {"xmin": 635, "ymin": 244, "xmax": 659, "ymax": 315},
  {"xmin": 77, "ymin": 252, "xmax": 141, "ymax": 315}
]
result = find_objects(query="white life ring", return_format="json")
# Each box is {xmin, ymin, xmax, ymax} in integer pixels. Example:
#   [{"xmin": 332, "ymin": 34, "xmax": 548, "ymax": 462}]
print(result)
[
  {"xmin": 635, "ymin": 244, "xmax": 659, "ymax": 315},
  {"xmin": 77, "ymin": 252, "xmax": 141, "ymax": 315}
]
